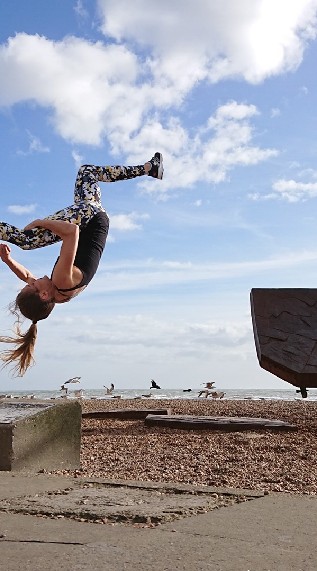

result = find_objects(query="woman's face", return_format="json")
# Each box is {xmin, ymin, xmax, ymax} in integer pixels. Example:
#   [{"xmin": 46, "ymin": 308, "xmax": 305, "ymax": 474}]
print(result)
[{"xmin": 21, "ymin": 276, "xmax": 53, "ymax": 301}]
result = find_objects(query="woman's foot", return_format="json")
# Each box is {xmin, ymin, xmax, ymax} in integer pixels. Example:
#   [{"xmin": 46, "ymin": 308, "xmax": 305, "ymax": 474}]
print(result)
[{"xmin": 145, "ymin": 152, "xmax": 164, "ymax": 179}]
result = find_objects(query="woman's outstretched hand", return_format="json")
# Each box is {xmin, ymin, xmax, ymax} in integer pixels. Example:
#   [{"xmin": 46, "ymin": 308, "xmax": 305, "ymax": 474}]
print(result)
[
  {"xmin": 0, "ymin": 243, "xmax": 11, "ymax": 262},
  {"xmin": 24, "ymin": 219, "xmax": 43, "ymax": 231},
  {"xmin": 0, "ymin": 243, "xmax": 35, "ymax": 284}
]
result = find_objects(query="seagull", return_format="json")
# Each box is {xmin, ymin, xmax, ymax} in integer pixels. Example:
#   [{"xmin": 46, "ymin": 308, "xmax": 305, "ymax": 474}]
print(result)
[
  {"xmin": 198, "ymin": 389, "xmax": 225, "ymax": 399},
  {"xmin": 198, "ymin": 390, "xmax": 210, "ymax": 398},
  {"xmin": 65, "ymin": 376, "xmax": 81, "ymax": 384},
  {"xmin": 104, "ymin": 383, "xmax": 115, "ymax": 394},
  {"xmin": 73, "ymin": 389, "xmax": 84, "ymax": 398},
  {"xmin": 296, "ymin": 387, "xmax": 308, "ymax": 399},
  {"xmin": 210, "ymin": 391, "xmax": 225, "ymax": 400},
  {"xmin": 202, "ymin": 381, "xmax": 216, "ymax": 389}
]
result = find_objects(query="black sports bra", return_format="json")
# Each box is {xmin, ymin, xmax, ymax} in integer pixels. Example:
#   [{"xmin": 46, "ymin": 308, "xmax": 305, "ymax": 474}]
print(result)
[
  {"xmin": 51, "ymin": 212, "xmax": 109, "ymax": 298},
  {"xmin": 56, "ymin": 281, "xmax": 86, "ymax": 297}
]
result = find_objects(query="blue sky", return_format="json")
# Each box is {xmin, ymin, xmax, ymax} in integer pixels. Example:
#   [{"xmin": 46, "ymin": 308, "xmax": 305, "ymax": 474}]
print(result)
[{"xmin": 1, "ymin": 0, "xmax": 317, "ymax": 391}]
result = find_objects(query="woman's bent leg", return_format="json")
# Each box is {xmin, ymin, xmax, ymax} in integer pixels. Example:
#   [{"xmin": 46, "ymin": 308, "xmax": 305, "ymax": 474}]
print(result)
[
  {"xmin": 0, "ymin": 202, "xmax": 105, "ymax": 250},
  {"xmin": 0, "ymin": 161, "xmax": 150, "ymax": 249},
  {"xmin": 73, "ymin": 164, "xmax": 146, "ymax": 204},
  {"xmin": 32, "ymin": 163, "xmax": 147, "ymax": 234},
  {"xmin": 41, "ymin": 163, "xmax": 147, "ymax": 233},
  {"xmin": 0, "ymin": 221, "xmax": 61, "ymax": 250}
]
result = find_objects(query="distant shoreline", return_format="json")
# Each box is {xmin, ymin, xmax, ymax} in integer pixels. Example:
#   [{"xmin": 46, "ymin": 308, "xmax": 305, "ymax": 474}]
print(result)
[{"xmin": 2, "ymin": 387, "xmax": 317, "ymax": 402}]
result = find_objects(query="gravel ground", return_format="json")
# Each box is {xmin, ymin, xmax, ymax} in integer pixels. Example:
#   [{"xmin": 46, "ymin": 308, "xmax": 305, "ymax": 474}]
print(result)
[{"xmin": 61, "ymin": 398, "xmax": 317, "ymax": 495}]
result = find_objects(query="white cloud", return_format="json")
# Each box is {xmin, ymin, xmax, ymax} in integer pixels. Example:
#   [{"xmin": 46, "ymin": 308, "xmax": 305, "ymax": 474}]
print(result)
[
  {"xmin": 135, "ymin": 102, "xmax": 278, "ymax": 194},
  {"xmin": 68, "ymin": 313, "xmax": 252, "ymax": 358},
  {"xmin": 72, "ymin": 150, "xmax": 84, "ymax": 168},
  {"xmin": 272, "ymin": 179, "xmax": 317, "ymax": 201},
  {"xmin": 0, "ymin": 33, "xmax": 141, "ymax": 145},
  {"xmin": 97, "ymin": 0, "xmax": 317, "ymax": 84},
  {"xmin": 7, "ymin": 203, "xmax": 37, "ymax": 215},
  {"xmin": 248, "ymin": 192, "xmax": 278, "ymax": 201},
  {"xmin": 90, "ymin": 250, "xmax": 317, "ymax": 294},
  {"xmin": 74, "ymin": 0, "xmax": 89, "ymax": 20},
  {"xmin": 16, "ymin": 131, "xmax": 50, "ymax": 156},
  {"xmin": 252, "ymin": 178, "xmax": 317, "ymax": 201},
  {"xmin": 0, "ymin": 0, "xmax": 314, "ymax": 177},
  {"xmin": 270, "ymin": 107, "xmax": 281, "ymax": 118},
  {"xmin": 110, "ymin": 212, "xmax": 150, "ymax": 231},
  {"xmin": 0, "ymin": 30, "xmax": 277, "ymax": 174}
]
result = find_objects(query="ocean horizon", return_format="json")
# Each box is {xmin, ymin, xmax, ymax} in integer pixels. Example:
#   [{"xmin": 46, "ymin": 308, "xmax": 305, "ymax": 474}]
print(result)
[{"xmin": 1, "ymin": 387, "xmax": 317, "ymax": 401}]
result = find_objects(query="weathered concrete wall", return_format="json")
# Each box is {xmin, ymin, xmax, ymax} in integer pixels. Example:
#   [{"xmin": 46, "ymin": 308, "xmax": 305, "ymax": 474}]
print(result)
[
  {"xmin": 251, "ymin": 288, "xmax": 317, "ymax": 388},
  {"xmin": 0, "ymin": 400, "xmax": 81, "ymax": 472}
]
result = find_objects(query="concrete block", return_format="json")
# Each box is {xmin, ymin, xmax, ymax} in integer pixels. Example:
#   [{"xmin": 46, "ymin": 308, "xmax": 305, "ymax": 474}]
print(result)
[
  {"xmin": 0, "ymin": 399, "xmax": 81, "ymax": 472},
  {"xmin": 251, "ymin": 288, "xmax": 317, "ymax": 388}
]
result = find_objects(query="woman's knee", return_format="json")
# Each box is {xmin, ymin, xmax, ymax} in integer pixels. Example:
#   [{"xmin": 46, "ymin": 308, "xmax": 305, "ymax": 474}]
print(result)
[{"xmin": 77, "ymin": 164, "xmax": 95, "ymax": 177}]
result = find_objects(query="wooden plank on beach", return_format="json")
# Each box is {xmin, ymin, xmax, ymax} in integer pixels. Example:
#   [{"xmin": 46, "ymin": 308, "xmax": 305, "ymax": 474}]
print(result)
[
  {"xmin": 144, "ymin": 414, "xmax": 297, "ymax": 431},
  {"xmin": 82, "ymin": 408, "xmax": 172, "ymax": 420}
]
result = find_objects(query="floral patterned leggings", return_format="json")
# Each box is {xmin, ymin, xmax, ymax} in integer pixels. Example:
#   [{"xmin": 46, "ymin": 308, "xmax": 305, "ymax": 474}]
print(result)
[{"xmin": 0, "ymin": 163, "xmax": 145, "ymax": 250}]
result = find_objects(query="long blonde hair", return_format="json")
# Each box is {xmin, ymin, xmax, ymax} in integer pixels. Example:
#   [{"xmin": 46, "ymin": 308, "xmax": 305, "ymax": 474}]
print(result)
[
  {"xmin": 0, "ymin": 322, "xmax": 38, "ymax": 376},
  {"xmin": 0, "ymin": 289, "xmax": 55, "ymax": 376}
]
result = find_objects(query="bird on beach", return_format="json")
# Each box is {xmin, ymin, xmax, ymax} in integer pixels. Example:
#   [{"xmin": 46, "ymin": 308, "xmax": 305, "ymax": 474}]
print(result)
[
  {"xmin": 296, "ymin": 387, "xmax": 308, "ymax": 398},
  {"xmin": 210, "ymin": 391, "xmax": 225, "ymax": 400},
  {"xmin": 60, "ymin": 376, "xmax": 81, "ymax": 396},
  {"xmin": 198, "ymin": 390, "xmax": 225, "ymax": 399},
  {"xmin": 104, "ymin": 383, "xmax": 115, "ymax": 394},
  {"xmin": 198, "ymin": 390, "xmax": 210, "ymax": 398},
  {"xmin": 73, "ymin": 389, "xmax": 84, "ymax": 398}
]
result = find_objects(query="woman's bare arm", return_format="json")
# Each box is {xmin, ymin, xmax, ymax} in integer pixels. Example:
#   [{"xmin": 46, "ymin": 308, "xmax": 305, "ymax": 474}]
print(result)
[
  {"xmin": 24, "ymin": 218, "xmax": 77, "ymax": 238},
  {"xmin": 53, "ymin": 224, "xmax": 80, "ymax": 287},
  {"xmin": 24, "ymin": 219, "xmax": 80, "ymax": 287},
  {"xmin": 0, "ymin": 244, "xmax": 35, "ymax": 283}
]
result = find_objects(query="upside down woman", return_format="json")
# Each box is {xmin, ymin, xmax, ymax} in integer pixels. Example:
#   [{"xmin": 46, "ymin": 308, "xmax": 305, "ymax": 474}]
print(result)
[{"xmin": 0, "ymin": 152, "xmax": 163, "ymax": 376}]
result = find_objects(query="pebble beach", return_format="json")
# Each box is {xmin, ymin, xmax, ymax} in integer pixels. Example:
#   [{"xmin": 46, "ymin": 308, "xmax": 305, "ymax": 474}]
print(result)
[{"xmin": 60, "ymin": 398, "xmax": 317, "ymax": 495}]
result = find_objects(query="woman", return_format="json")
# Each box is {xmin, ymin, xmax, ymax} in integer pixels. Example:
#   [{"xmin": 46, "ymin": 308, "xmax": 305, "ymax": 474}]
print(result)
[{"xmin": 0, "ymin": 152, "xmax": 163, "ymax": 375}]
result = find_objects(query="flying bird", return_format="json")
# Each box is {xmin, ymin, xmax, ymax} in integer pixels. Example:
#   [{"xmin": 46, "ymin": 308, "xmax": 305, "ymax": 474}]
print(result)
[
  {"xmin": 201, "ymin": 381, "xmax": 216, "ymax": 389},
  {"xmin": 65, "ymin": 377, "xmax": 81, "ymax": 384}
]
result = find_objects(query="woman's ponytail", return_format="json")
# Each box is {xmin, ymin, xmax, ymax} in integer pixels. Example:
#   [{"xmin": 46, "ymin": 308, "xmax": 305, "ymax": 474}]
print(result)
[
  {"xmin": 0, "ymin": 288, "xmax": 55, "ymax": 376},
  {"xmin": 0, "ymin": 321, "xmax": 38, "ymax": 376}
]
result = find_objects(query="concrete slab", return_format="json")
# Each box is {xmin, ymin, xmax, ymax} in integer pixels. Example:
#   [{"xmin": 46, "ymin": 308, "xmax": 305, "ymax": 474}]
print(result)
[
  {"xmin": 0, "ymin": 475, "xmax": 260, "ymax": 526},
  {"xmin": 0, "ymin": 400, "xmax": 81, "ymax": 472},
  {"xmin": 0, "ymin": 486, "xmax": 316, "ymax": 571}
]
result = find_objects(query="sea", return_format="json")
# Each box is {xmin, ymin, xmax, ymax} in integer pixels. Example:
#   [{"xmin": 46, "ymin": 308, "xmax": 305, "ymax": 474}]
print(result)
[{"xmin": 1, "ymin": 388, "xmax": 317, "ymax": 401}]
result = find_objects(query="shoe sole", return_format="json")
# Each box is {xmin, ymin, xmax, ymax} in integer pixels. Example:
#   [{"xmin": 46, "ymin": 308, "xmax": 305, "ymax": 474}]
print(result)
[{"xmin": 155, "ymin": 152, "xmax": 164, "ymax": 179}]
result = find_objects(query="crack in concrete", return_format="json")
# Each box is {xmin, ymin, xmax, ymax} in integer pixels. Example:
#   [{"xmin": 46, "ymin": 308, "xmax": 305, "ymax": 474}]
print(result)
[{"xmin": 0, "ymin": 538, "xmax": 85, "ymax": 545}]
